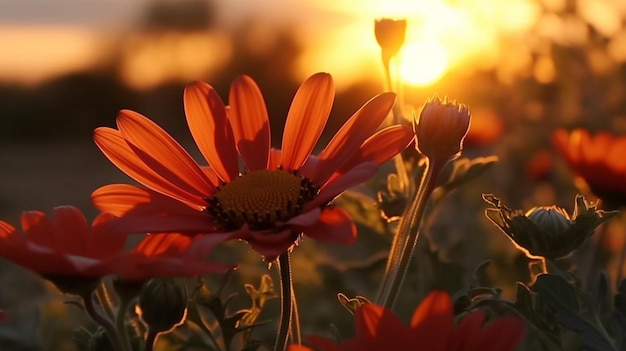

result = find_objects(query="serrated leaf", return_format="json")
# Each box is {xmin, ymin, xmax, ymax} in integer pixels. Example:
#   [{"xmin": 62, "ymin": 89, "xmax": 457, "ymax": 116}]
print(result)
[{"xmin": 533, "ymin": 274, "xmax": 617, "ymax": 351}]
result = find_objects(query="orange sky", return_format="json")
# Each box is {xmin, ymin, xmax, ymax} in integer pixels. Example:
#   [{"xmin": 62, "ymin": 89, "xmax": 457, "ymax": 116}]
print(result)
[{"xmin": 1, "ymin": 0, "xmax": 626, "ymax": 89}]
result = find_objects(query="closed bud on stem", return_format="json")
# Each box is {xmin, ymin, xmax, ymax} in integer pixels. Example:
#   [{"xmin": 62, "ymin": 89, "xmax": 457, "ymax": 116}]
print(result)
[
  {"xmin": 374, "ymin": 18, "xmax": 407, "ymax": 62},
  {"xmin": 483, "ymin": 194, "xmax": 618, "ymax": 259},
  {"xmin": 137, "ymin": 278, "xmax": 188, "ymax": 334},
  {"xmin": 413, "ymin": 96, "xmax": 471, "ymax": 163}
]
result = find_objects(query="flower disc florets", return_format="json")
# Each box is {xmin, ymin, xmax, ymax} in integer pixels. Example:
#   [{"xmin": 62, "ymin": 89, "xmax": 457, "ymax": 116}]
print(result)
[{"xmin": 206, "ymin": 169, "xmax": 318, "ymax": 230}]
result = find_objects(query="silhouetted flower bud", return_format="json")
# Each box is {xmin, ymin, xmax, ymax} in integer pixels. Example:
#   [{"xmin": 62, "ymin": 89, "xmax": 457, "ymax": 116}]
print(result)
[
  {"xmin": 413, "ymin": 96, "xmax": 471, "ymax": 163},
  {"xmin": 138, "ymin": 278, "xmax": 187, "ymax": 333},
  {"xmin": 483, "ymin": 194, "xmax": 618, "ymax": 259},
  {"xmin": 375, "ymin": 18, "xmax": 407, "ymax": 62}
]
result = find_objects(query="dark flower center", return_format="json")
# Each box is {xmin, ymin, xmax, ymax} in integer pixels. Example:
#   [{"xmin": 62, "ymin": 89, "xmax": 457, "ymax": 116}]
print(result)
[{"xmin": 206, "ymin": 169, "xmax": 318, "ymax": 230}]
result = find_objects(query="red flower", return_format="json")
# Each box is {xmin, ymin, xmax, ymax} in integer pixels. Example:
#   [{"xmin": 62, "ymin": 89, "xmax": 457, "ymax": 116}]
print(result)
[
  {"xmin": 289, "ymin": 291, "xmax": 525, "ymax": 351},
  {"xmin": 0, "ymin": 206, "xmax": 230, "ymax": 284},
  {"xmin": 553, "ymin": 128, "xmax": 626, "ymax": 208},
  {"xmin": 92, "ymin": 73, "xmax": 414, "ymax": 260}
]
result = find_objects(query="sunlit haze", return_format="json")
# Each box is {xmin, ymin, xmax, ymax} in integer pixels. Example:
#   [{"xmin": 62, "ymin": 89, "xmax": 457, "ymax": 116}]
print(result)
[{"xmin": 2, "ymin": 0, "xmax": 626, "ymax": 89}]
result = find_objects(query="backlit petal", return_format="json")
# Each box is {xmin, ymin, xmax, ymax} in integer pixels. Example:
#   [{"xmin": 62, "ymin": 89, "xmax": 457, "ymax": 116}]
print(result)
[
  {"xmin": 308, "ymin": 162, "xmax": 378, "ymax": 209},
  {"xmin": 410, "ymin": 290, "xmax": 454, "ymax": 350},
  {"xmin": 184, "ymin": 81, "xmax": 239, "ymax": 181},
  {"xmin": 313, "ymin": 92, "xmax": 396, "ymax": 184},
  {"xmin": 21, "ymin": 211, "xmax": 54, "ymax": 248},
  {"xmin": 299, "ymin": 207, "xmax": 356, "ymax": 245},
  {"xmin": 269, "ymin": 148, "xmax": 282, "ymax": 170},
  {"xmin": 51, "ymin": 206, "xmax": 89, "ymax": 255},
  {"xmin": 355, "ymin": 304, "xmax": 406, "ymax": 344},
  {"xmin": 134, "ymin": 233, "xmax": 193, "ymax": 256},
  {"xmin": 94, "ymin": 127, "xmax": 208, "ymax": 206},
  {"xmin": 338, "ymin": 125, "xmax": 414, "ymax": 174},
  {"xmin": 88, "ymin": 212, "xmax": 127, "ymax": 258},
  {"xmin": 92, "ymin": 184, "xmax": 205, "ymax": 216},
  {"xmin": 281, "ymin": 73, "xmax": 334, "ymax": 170},
  {"xmin": 116, "ymin": 109, "xmax": 216, "ymax": 196},
  {"xmin": 229, "ymin": 75, "xmax": 271, "ymax": 171}
]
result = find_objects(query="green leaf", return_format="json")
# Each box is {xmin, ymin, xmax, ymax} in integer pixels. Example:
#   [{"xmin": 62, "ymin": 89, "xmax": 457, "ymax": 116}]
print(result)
[{"xmin": 532, "ymin": 274, "xmax": 617, "ymax": 351}]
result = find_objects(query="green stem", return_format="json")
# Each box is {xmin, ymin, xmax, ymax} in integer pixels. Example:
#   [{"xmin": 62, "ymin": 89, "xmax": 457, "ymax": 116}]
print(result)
[
  {"xmin": 379, "ymin": 159, "xmax": 443, "ymax": 309},
  {"xmin": 274, "ymin": 252, "xmax": 293, "ymax": 351},
  {"xmin": 290, "ymin": 290, "xmax": 301, "ymax": 345},
  {"xmin": 376, "ymin": 159, "xmax": 430, "ymax": 303},
  {"xmin": 82, "ymin": 292, "xmax": 125, "ymax": 351}
]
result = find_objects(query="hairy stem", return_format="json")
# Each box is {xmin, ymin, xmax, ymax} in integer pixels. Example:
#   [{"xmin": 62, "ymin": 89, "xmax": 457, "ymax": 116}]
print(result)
[
  {"xmin": 274, "ymin": 252, "xmax": 293, "ymax": 351},
  {"xmin": 379, "ymin": 159, "xmax": 443, "ymax": 309},
  {"xmin": 82, "ymin": 292, "xmax": 126, "ymax": 351}
]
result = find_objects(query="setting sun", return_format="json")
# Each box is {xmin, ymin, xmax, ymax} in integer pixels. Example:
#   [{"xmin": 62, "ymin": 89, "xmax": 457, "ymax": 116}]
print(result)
[{"xmin": 398, "ymin": 40, "xmax": 449, "ymax": 86}]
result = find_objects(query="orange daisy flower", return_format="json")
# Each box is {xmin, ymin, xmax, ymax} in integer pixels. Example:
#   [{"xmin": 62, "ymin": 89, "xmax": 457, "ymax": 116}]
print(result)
[
  {"xmin": 0, "ymin": 206, "xmax": 230, "ymax": 284},
  {"xmin": 553, "ymin": 128, "xmax": 626, "ymax": 208},
  {"xmin": 288, "ymin": 291, "xmax": 525, "ymax": 351},
  {"xmin": 92, "ymin": 73, "xmax": 414, "ymax": 260}
]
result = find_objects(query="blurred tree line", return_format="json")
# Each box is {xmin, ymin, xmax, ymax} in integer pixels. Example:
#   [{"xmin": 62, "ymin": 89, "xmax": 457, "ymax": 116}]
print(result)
[{"xmin": 0, "ymin": 0, "xmax": 384, "ymax": 147}]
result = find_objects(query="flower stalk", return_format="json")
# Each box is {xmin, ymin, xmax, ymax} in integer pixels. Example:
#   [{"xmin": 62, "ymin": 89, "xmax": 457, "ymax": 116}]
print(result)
[
  {"xmin": 377, "ymin": 96, "xmax": 471, "ymax": 309},
  {"xmin": 275, "ymin": 252, "xmax": 295, "ymax": 351},
  {"xmin": 378, "ymin": 158, "xmax": 444, "ymax": 308}
]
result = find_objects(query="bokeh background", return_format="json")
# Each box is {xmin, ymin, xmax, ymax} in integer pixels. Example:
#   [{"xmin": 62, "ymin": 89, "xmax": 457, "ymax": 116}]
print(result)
[{"xmin": 2, "ymin": 0, "xmax": 626, "ymax": 349}]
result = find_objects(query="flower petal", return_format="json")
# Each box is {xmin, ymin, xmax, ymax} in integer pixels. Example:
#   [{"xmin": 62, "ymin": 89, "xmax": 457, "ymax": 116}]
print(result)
[
  {"xmin": 242, "ymin": 228, "xmax": 298, "ymax": 260},
  {"xmin": 298, "ymin": 207, "xmax": 356, "ymax": 245},
  {"xmin": 474, "ymin": 315, "xmax": 526, "ymax": 351},
  {"xmin": 134, "ymin": 233, "xmax": 193, "ymax": 256},
  {"xmin": 337, "ymin": 125, "xmax": 414, "ymax": 174},
  {"xmin": 313, "ymin": 92, "xmax": 395, "ymax": 184},
  {"xmin": 448, "ymin": 310, "xmax": 485, "ymax": 351},
  {"xmin": 92, "ymin": 184, "xmax": 205, "ymax": 216},
  {"xmin": 51, "ymin": 206, "xmax": 89, "ymax": 255},
  {"xmin": 185, "ymin": 232, "xmax": 240, "ymax": 259},
  {"xmin": 92, "ymin": 185, "xmax": 220, "ymax": 234},
  {"xmin": 94, "ymin": 127, "xmax": 208, "ymax": 206},
  {"xmin": 115, "ymin": 110, "xmax": 216, "ymax": 195},
  {"xmin": 184, "ymin": 81, "xmax": 239, "ymax": 182},
  {"xmin": 410, "ymin": 290, "xmax": 454, "ymax": 350},
  {"xmin": 355, "ymin": 304, "xmax": 406, "ymax": 345},
  {"xmin": 21, "ymin": 210, "xmax": 55, "ymax": 248},
  {"xmin": 281, "ymin": 73, "xmax": 335, "ymax": 171},
  {"xmin": 229, "ymin": 75, "xmax": 271, "ymax": 171},
  {"xmin": 308, "ymin": 162, "xmax": 378, "ymax": 209},
  {"xmin": 269, "ymin": 148, "xmax": 282, "ymax": 170},
  {"xmin": 0, "ymin": 221, "xmax": 27, "ymax": 259},
  {"xmin": 88, "ymin": 212, "xmax": 128, "ymax": 259}
]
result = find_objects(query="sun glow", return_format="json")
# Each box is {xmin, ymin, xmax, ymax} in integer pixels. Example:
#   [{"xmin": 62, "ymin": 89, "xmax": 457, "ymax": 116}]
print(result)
[{"xmin": 398, "ymin": 40, "xmax": 449, "ymax": 86}]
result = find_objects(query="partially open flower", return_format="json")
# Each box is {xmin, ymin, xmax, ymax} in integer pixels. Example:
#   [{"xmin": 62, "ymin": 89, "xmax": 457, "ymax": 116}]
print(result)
[
  {"xmin": 483, "ymin": 194, "xmax": 618, "ymax": 259},
  {"xmin": 374, "ymin": 18, "xmax": 407, "ymax": 62},
  {"xmin": 413, "ymin": 96, "xmax": 471, "ymax": 164}
]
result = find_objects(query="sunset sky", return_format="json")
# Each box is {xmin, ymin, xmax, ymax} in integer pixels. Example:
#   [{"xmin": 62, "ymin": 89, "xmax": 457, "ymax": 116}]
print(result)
[{"xmin": 2, "ymin": 0, "xmax": 626, "ymax": 89}]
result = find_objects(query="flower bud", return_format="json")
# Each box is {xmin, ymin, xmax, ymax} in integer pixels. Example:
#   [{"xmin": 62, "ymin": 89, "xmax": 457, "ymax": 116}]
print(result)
[
  {"xmin": 526, "ymin": 206, "xmax": 571, "ymax": 238},
  {"xmin": 414, "ymin": 96, "xmax": 471, "ymax": 163},
  {"xmin": 483, "ymin": 194, "xmax": 618, "ymax": 259},
  {"xmin": 374, "ymin": 18, "xmax": 407, "ymax": 62},
  {"xmin": 137, "ymin": 278, "xmax": 187, "ymax": 333}
]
